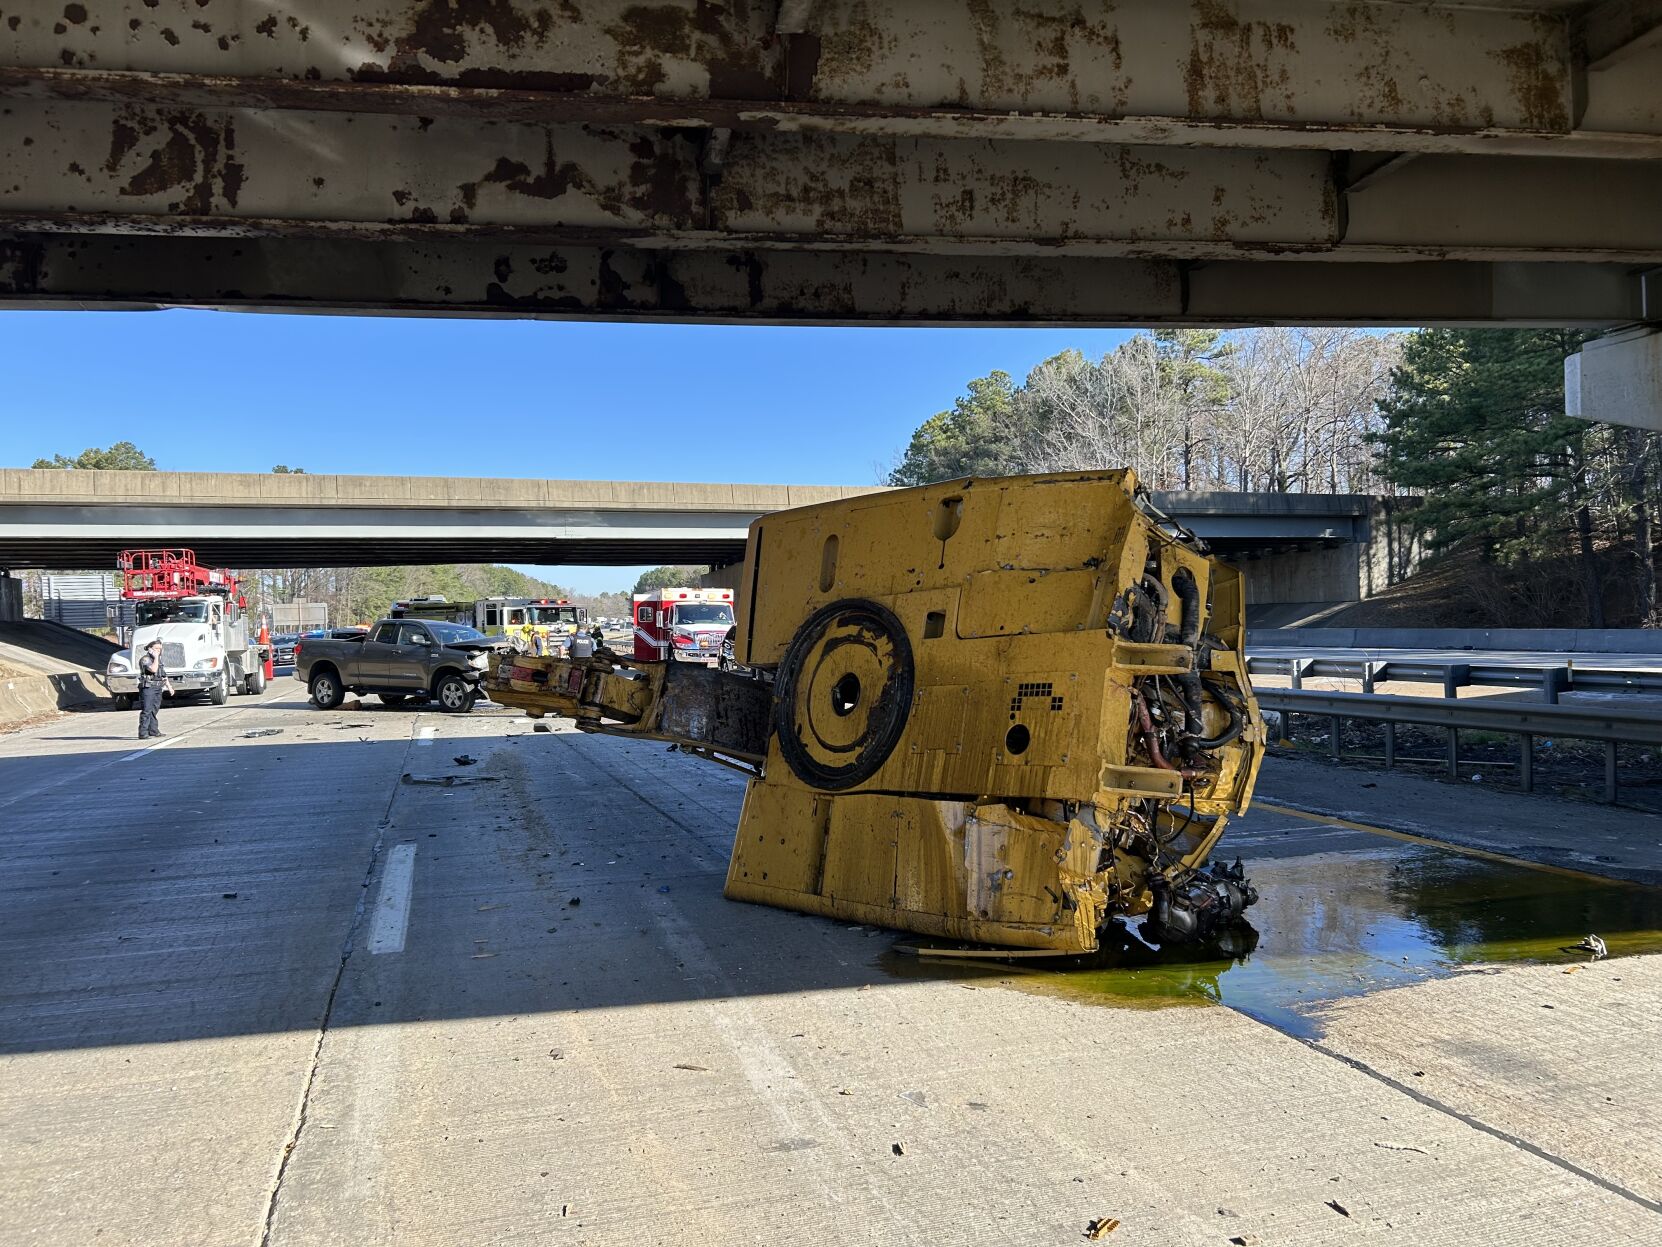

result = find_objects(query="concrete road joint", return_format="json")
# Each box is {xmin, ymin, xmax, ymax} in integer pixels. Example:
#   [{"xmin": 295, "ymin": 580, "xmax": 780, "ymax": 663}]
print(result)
[
  {"xmin": 256, "ymin": 724, "xmax": 420, "ymax": 1247},
  {"xmin": 1303, "ymin": 1035, "xmax": 1662, "ymax": 1216}
]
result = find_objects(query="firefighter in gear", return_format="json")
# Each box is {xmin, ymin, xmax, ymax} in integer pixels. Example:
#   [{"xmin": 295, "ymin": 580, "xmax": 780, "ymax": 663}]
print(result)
[{"xmin": 136, "ymin": 638, "xmax": 172, "ymax": 739}]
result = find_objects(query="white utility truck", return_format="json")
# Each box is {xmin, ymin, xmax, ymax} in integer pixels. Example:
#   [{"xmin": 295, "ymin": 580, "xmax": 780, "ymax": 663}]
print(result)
[{"xmin": 105, "ymin": 549, "xmax": 267, "ymax": 709}]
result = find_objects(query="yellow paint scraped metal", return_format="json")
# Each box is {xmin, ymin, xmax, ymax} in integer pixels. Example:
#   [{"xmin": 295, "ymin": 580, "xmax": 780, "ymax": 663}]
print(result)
[{"xmin": 485, "ymin": 471, "xmax": 1264, "ymax": 953}]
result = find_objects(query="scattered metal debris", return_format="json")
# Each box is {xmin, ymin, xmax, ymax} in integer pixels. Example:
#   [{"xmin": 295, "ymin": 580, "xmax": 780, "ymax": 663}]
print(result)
[
  {"xmin": 400, "ymin": 772, "xmax": 500, "ymax": 787},
  {"xmin": 454, "ymin": 754, "xmax": 478, "ymax": 766},
  {"xmin": 1325, "ymin": 1200, "xmax": 1351, "ymax": 1217},
  {"xmin": 672, "ymin": 1063, "xmax": 709, "ymax": 1072},
  {"xmin": 238, "ymin": 728, "xmax": 282, "ymax": 739},
  {"xmin": 1085, "ymin": 1216, "xmax": 1120, "ymax": 1239}
]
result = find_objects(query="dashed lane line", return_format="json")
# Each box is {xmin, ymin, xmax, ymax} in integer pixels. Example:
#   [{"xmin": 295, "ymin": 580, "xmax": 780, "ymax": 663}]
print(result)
[
  {"xmin": 367, "ymin": 843, "xmax": 418, "ymax": 955},
  {"xmin": 0, "ymin": 685, "xmax": 289, "ymax": 812}
]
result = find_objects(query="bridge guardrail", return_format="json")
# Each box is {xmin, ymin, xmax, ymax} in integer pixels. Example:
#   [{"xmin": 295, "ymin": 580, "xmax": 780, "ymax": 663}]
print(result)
[
  {"xmin": 1256, "ymin": 688, "xmax": 1662, "ymax": 804},
  {"xmin": 1246, "ymin": 654, "xmax": 1662, "ymax": 703}
]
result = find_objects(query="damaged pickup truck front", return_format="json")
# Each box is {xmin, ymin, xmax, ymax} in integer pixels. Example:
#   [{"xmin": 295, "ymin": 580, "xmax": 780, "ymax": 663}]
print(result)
[{"xmin": 295, "ymin": 618, "xmax": 507, "ymax": 712}]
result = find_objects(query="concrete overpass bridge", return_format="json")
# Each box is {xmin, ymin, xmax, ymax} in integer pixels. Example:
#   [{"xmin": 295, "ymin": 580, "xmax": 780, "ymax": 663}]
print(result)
[
  {"xmin": 0, "ymin": 1, "xmax": 1658, "ymax": 329},
  {"xmin": 0, "ymin": 469, "xmax": 1406, "ymax": 609}
]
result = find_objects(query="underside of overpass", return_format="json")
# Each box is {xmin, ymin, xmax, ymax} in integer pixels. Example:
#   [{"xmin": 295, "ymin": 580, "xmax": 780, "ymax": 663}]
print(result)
[{"xmin": 0, "ymin": 1, "xmax": 1659, "ymax": 326}]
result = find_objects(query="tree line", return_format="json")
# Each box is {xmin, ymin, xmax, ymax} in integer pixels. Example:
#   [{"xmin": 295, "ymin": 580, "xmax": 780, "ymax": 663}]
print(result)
[{"xmin": 888, "ymin": 328, "xmax": 1659, "ymax": 628}]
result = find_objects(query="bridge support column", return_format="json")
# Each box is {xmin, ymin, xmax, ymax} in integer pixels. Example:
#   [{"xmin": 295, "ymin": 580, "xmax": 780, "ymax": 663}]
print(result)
[{"xmin": 0, "ymin": 572, "xmax": 21, "ymax": 622}]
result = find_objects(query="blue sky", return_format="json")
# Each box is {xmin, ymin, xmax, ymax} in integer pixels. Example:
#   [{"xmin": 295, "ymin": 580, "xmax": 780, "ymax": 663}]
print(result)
[{"xmin": 1, "ymin": 310, "xmax": 1131, "ymax": 592}]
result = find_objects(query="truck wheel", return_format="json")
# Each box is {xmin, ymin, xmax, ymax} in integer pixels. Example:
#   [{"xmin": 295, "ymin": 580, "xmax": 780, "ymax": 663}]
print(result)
[
  {"xmin": 113, "ymin": 694, "xmax": 134, "ymax": 711},
  {"xmin": 309, "ymin": 670, "xmax": 345, "ymax": 710},
  {"xmin": 247, "ymin": 665, "xmax": 266, "ymax": 695},
  {"xmin": 210, "ymin": 667, "xmax": 229, "ymax": 705},
  {"xmin": 434, "ymin": 673, "xmax": 475, "ymax": 713}
]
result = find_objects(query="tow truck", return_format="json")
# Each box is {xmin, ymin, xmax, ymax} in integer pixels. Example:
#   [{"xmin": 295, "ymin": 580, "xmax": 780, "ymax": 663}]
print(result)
[
  {"xmin": 105, "ymin": 549, "xmax": 267, "ymax": 708},
  {"xmin": 485, "ymin": 471, "xmax": 1265, "ymax": 954}
]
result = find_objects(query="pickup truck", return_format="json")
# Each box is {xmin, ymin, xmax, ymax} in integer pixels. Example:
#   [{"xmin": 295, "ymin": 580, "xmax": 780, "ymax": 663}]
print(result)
[{"xmin": 293, "ymin": 618, "xmax": 506, "ymax": 712}]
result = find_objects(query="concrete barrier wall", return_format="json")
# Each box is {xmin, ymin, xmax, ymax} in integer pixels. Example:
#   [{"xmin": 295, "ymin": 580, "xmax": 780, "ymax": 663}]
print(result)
[
  {"xmin": 0, "ymin": 575, "xmax": 20, "ymax": 623},
  {"xmin": 1249, "ymin": 627, "xmax": 1662, "ymax": 655},
  {"xmin": 0, "ymin": 669, "xmax": 106, "ymax": 729}
]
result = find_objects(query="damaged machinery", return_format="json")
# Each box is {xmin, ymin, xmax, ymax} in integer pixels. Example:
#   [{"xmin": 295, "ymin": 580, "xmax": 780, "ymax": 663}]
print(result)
[{"xmin": 486, "ymin": 471, "xmax": 1264, "ymax": 953}]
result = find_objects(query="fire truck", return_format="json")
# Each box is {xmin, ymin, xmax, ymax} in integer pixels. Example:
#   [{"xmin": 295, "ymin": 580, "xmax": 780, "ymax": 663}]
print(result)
[
  {"xmin": 391, "ymin": 595, "xmax": 587, "ymax": 654},
  {"xmin": 631, "ymin": 587, "xmax": 735, "ymax": 665},
  {"xmin": 104, "ymin": 549, "xmax": 266, "ymax": 708}
]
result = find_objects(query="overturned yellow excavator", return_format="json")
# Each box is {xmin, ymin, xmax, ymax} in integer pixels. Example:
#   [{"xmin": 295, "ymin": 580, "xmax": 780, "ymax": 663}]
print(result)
[{"xmin": 487, "ymin": 471, "xmax": 1264, "ymax": 953}]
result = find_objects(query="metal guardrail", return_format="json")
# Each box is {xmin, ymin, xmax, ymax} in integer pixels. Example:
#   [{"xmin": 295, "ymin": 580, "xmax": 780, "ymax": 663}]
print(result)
[
  {"xmin": 1257, "ymin": 688, "xmax": 1662, "ymax": 804},
  {"xmin": 1246, "ymin": 654, "xmax": 1662, "ymax": 703}
]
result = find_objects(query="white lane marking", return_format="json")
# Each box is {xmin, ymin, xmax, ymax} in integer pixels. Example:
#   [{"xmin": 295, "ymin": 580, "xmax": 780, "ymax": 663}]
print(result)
[
  {"xmin": 367, "ymin": 843, "xmax": 418, "ymax": 955},
  {"xmin": 118, "ymin": 734, "xmax": 187, "ymax": 763},
  {"xmin": 415, "ymin": 725, "xmax": 436, "ymax": 747},
  {"xmin": 0, "ymin": 685, "xmax": 289, "ymax": 810}
]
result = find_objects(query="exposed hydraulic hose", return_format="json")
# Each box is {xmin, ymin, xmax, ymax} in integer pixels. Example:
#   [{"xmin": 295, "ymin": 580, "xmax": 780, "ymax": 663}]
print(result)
[
  {"xmin": 1125, "ymin": 574, "xmax": 1169, "ymax": 644},
  {"xmin": 1189, "ymin": 681, "xmax": 1245, "ymax": 750},
  {"xmin": 1171, "ymin": 566, "xmax": 1201, "ymax": 645},
  {"xmin": 1133, "ymin": 689, "xmax": 1204, "ymax": 780}
]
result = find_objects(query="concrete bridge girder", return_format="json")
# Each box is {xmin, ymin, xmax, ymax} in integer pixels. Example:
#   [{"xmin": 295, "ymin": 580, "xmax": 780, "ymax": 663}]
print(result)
[{"xmin": 0, "ymin": 0, "xmax": 1659, "ymax": 324}]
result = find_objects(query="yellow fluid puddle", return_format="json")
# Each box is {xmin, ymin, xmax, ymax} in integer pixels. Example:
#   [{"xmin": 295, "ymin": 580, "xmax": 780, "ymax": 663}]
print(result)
[{"xmin": 883, "ymin": 843, "xmax": 1662, "ymax": 1039}]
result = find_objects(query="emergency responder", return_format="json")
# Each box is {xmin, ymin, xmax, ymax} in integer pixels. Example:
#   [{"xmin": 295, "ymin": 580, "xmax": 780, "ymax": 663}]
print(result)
[{"xmin": 136, "ymin": 638, "xmax": 172, "ymax": 739}]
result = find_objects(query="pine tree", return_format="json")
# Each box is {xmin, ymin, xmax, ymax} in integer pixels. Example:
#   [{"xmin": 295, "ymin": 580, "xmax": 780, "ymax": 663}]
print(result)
[{"xmin": 1372, "ymin": 328, "xmax": 1602, "ymax": 620}]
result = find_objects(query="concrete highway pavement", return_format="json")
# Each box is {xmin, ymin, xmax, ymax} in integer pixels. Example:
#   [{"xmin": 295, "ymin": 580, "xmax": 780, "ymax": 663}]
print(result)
[{"xmin": 3, "ymin": 687, "xmax": 1660, "ymax": 1246}]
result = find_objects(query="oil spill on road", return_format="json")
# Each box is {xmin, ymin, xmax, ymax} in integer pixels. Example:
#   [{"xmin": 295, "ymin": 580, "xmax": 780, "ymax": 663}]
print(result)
[{"xmin": 883, "ymin": 842, "xmax": 1662, "ymax": 1039}]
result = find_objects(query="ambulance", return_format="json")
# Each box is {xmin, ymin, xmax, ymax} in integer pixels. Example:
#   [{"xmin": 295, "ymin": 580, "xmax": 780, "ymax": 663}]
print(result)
[{"xmin": 631, "ymin": 587, "xmax": 735, "ymax": 665}]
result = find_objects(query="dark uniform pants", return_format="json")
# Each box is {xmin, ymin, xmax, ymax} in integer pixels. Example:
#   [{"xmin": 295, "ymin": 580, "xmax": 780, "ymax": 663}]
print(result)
[{"xmin": 138, "ymin": 683, "xmax": 163, "ymax": 738}]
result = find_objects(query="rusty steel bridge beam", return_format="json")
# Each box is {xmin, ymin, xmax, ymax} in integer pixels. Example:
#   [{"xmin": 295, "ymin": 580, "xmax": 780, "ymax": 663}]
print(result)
[{"xmin": 1, "ymin": 0, "xmax": 1659, "ymax": 323}]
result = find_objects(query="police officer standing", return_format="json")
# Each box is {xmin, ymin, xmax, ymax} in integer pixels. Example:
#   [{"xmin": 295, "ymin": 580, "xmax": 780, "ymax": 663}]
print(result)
[{"xmin": 137, "ymin": 638, "xmax": 172, "ymax": 739}]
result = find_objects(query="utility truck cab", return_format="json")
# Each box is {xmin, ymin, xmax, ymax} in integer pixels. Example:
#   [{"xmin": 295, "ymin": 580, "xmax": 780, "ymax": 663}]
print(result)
[
  {"xmin": 632, "ymin": 588, "xmax": 735, "ymax": 665},
  {"xmin": 105, "ymin": 550, "xmax": 266, "ymax": 707}
]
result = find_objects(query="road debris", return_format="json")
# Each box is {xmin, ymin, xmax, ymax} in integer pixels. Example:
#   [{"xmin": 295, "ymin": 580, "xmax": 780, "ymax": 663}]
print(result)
[
  {"xmin": 454, "ymin": 754, "xmax": 478, "ymax": 766},
  {"xmin": 238, "ymin": 728, "xmax": 282, "ymax": 739},
  {"xmin": 1228, "ymin": 1235, "xmax": 1262, "ymax": 1246},
  {"xmin": 672, "ymin": 1063, "xmax": 709, "ymax": 1072},
  {"xmin": 221, "ymin": 892, "xmax": 238, "ymax": 900},
  {"xmin": 401, "ymin": 773, "xmax": 501, "ymax": 787},
  {"xmin": 898, "ymin": 1090, "xmax": 928, "ymax": 1108},
  {"xmin": 1325, "ymin": 1199, "xmax": 1351, "ymax": 1217},
  {"xmin": 1374, "ymin": 1141, "xmax": 1430, "ymax": 1155},
  {"xmin": 1084, "ymin": 1215, "xmax": 1120, "ymax": 1238},
  {"xmin": 890, "ymin": 1143, "xmax": 905, "ymax": 1156}
]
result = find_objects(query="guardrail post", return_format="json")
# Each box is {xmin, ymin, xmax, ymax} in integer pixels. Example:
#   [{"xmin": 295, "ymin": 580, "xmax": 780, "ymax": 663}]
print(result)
[
  {"xmin": 1361, "ymin": 662, "xmax": 1376, "ymax": 695},
  {"xmin": 1331, "ymin": 717, "xmax": 1342, "ymax": 760},
  {"xmin": 1443, "ymin": 664, "xmax": 1470, "ymax": 700},
  {"xmin": 1541, "ymin": 667, "xmax": 1568, "ymax": 705},
  {"xmin": 1519, "ymin": 732, "xmax": 1533, "ymax": 793},
  {"xmin": 1290, "ymin": 660, "xmax": 1305, "ymax": 691},
  {"xmin": 1447, "ymin": 727, "xmax": 1459, "ymax": 779},
  {"xmin": 1383, "ymin": 722, "xmax": 1395, "ymax": 770},
  {"xmin": 1605, "ymin": 741, "xmax": 1619, "ymax": 804}
]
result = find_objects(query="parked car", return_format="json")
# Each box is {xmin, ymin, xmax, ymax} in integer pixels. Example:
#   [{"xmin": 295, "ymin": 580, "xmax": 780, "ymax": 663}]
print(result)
[
  {"xmin": 270, "ymin": 632, "xmax": 298, "ymax": 666},
  {"xmin": 293, "ymin": 619, "xmax": 507, "ymax": 712}
]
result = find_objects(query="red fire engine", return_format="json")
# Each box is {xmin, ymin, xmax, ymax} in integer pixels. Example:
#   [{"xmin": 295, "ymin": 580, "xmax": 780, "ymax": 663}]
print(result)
[{"xmin": 631, "ymin": 587, "xmax": 736, "ymax": 665}]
